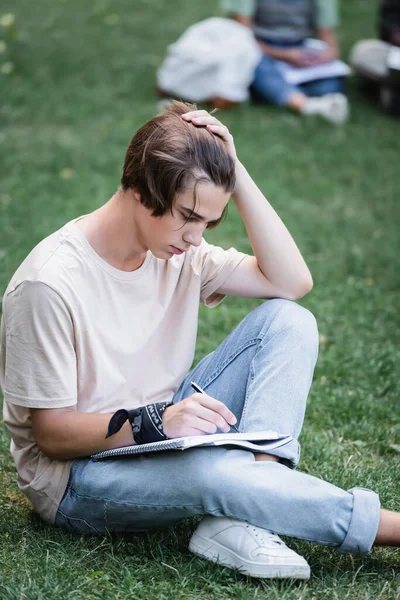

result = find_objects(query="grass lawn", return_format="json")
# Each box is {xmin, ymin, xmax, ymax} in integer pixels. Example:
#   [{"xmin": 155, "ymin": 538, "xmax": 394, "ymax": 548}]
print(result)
[{"xmin": 0, "ymin": 0, "xmax": 399, "ymax": 598}]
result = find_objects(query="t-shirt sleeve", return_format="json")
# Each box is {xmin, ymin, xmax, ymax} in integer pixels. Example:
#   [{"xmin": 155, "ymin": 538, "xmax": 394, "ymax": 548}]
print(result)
[
  {"xmin": 190, "ymin": 239, "xmax": 247, "ymax": 308},
  {"xmin": 220, "ymin": 0, "xmax": 256, "ymax": 17},
  {"xmin": 315, "ymin": 0, "xmax": 339, "ymax": 28},
  {"xmin": 2, "ymin": 280, "xmax": 77, "ymax": 408}
]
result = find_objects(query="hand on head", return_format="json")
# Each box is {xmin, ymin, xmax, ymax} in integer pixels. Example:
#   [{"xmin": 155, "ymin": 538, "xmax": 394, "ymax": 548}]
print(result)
[{"xmin": 181, "ymin": 110, "xmax": 238, "ymax": 162}]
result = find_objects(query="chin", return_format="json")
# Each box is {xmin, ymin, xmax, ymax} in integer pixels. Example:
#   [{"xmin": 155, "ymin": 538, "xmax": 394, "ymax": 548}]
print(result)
[{"xmin": 151, "ymin": 247, "xmax": 172, "ymax": 259}]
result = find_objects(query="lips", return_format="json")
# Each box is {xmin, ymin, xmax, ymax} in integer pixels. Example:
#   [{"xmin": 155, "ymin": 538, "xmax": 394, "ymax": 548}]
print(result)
[{"xmin": 170, "ymin": 246, "xmax": 184, "ymax": 255}]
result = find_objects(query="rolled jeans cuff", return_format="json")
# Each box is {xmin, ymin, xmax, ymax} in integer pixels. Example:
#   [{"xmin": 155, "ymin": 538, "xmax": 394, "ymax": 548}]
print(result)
[{"xmin": 338, "ymin": 487, "xmax": 381, "ymax": 555}]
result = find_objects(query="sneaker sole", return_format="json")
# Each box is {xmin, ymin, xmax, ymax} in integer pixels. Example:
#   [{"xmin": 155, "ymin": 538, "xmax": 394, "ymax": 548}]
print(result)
[{"xmin": 189, "ymin": 533, "xmax": 311, "ymax": 579}]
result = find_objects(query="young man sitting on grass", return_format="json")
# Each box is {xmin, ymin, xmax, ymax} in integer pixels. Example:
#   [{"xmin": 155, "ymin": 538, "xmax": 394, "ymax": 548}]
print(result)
[{"xmin": 1, "ymin": 102, "xmax": 399, "ymax": 580}]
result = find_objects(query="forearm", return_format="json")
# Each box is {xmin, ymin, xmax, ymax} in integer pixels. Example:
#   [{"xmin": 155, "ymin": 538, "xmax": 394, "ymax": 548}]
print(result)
[
  {"xmin": 232, "ymin": 162, "xmax": 313, "ymax": 298},
  {"xmin": 31, "ymin": 408, "xmax": 135, "ymax": 460},
  {"xmin": 315, "ymin": 27, "xmax": 339, "ymax": 60}
]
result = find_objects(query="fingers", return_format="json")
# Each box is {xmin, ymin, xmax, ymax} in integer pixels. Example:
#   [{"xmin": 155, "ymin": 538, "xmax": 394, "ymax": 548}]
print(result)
[
  {"xmin": 182, "ymin": 111, "xmax": 224, "ymax": 129},
  {"xmin": 183, "ymin": 114, "xmax": 231, "ymax": 141},
  {"xmin": 162, "ymin": 394, "xmax": 238, "ymax": 438},
  {"xmin": 192, "ymin": 393, "xmax": 237, "ymax": 430},
  {"xmin": 205, "ymin": 124, "xmax": 230, "ymax": 140},
  {"xmin": 182, "ymin": 401, "xmax": 229, "ymax": 433},
  {"xmin": 192, "ymin": 416, "xmax": 228, "ymax": 434},
  {"xmin": 181, "ymin": 111, "xmax": 236, "ymax": 154},
  {"xmin": 181, "ymin": 110, "xmax": 211, "ymax": 120}
]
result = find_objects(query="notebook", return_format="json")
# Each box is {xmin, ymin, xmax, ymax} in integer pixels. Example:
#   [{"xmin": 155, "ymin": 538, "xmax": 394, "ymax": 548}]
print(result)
[
  {"xmin": 91, "ymin": 430, "xmax": 292, "ymax": 461},
  {"xmin": 275, "ymin": 39, "xmax": 351, "ymax": 85},
  {"xmin": 276, "ymin": 59, "xmax": 351, "ymax": 85}
]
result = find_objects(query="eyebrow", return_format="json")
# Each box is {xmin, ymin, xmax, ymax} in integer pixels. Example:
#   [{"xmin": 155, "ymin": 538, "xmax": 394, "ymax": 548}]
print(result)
[
  {"xmin": 180, "ymin": 206, "xmax": 223, "ymax": 223},
  {"xmin": 180, "ymin": 206, "xmax": 206, "ymax": 221}
]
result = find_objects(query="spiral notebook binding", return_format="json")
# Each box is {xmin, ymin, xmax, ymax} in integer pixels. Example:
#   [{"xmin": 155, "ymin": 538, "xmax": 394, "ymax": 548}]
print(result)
[
  {"xmin": 92, "ymin": 438, "xmax": 185, "ymax": 460},
  {"xmin": 91, "ymin": 431, "xmax": 293, "ymax": 461}
]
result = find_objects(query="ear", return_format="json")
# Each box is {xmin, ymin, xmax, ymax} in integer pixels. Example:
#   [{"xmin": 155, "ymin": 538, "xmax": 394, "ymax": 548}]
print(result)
[{"xmin": 131, "ymin": 188, "xmax": 141, "ymax": 203}]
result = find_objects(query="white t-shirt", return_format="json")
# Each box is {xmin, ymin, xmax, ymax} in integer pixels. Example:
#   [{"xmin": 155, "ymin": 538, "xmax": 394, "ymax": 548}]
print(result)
[{"xmin": 0, "ymin": 218, "xmax": 246, "ymax": 524}]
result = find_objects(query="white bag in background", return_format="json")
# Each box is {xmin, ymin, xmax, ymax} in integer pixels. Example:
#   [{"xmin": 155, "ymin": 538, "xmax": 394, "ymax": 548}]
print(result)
[{"xmin": 157, "ymin": 17, "xmax": 262, "ymax": 103}]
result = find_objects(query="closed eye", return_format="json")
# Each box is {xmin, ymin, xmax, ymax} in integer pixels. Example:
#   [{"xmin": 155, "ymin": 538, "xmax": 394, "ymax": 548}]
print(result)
[
  {"xmin": 181, "ymin": 214, "xmax": 199, "ymax": 223},
  {"xmin": 180, "ymin": 213, "xmax": 219, "ymax": 228},
  {"xmin": 179, "ymin": 209, "xmax": 225, "ymax": 230}
]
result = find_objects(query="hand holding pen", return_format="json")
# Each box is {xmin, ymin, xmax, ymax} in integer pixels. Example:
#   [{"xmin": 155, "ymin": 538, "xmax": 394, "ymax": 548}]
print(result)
[
  {"xmin": 162, "ymin": 381, "xmax": 239, "ymax": 439},
  {"xmin": 190, "ymin": 382, "xmax": 240, "ymax": 433}
]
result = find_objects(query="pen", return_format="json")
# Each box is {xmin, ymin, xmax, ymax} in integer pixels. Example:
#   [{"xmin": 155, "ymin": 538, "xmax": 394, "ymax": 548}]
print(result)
[{"xmin": 190, "ymin": 381, "xmax": 240, "ymax": 433}]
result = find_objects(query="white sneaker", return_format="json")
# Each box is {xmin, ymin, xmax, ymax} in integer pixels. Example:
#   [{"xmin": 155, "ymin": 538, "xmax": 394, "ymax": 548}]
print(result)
[
  {"xmin": 302, "ymin": 93, "xmax": 349, "ymax": 125},
  {"xmin": 189, "ymin": 516, "xmax": 310, "ymax": 579}
]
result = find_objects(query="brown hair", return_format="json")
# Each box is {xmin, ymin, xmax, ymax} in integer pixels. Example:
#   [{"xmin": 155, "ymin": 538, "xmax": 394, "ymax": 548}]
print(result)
[{"xmin": 121, "ymin": 101, "xmax": 235, "ymax": 227}]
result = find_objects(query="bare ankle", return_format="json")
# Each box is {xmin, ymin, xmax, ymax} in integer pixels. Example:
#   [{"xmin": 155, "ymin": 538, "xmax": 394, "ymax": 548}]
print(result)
[
  {"xmin": 254, "ymin": 453, "xmax": 279, "ymax": 462},
  {"xmin": 374, "ymin": 509, "xmax": 400, "ymax": 546},
  {"xmin": 287, "ymin": 92, "xmax": 307, "ymax": 111}
]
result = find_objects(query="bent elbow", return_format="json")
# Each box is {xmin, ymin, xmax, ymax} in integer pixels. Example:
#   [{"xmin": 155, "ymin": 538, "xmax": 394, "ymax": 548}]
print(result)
[
  {"xmin": 34, "ymin": 431, "xmax": 72, "ymax": 460},
  {"xmin": 288, "ymin": 275, "xmax": 314, "ymax": 301},
  {"xmin": 34, "ymin": 436, "xmax": 59, "ymax": 460},
  {"xmin": 302, "ymin": 274, "xmax": 314, "ymax": 296}
]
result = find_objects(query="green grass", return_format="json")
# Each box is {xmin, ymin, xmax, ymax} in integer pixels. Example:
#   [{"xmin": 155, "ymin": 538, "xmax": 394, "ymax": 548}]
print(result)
[{"xmin": 0, "ymin": 0, "xmax": 399, "ymax": 598}]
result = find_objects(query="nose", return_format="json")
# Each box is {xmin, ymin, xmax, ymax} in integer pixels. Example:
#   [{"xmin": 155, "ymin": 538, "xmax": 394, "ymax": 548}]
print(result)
[{"xmin": 183, "ymin": 223, "xmax": 206, "ymax": 247}]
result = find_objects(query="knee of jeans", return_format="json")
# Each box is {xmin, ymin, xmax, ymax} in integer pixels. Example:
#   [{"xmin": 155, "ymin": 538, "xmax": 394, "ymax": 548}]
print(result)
[
  {"xmin": 196, "ymin": 449, "xmax": 251, "ymax": 506},
  {"xmin": 261, "ymin": 299, "xmax": 319, "ymax": 353}
]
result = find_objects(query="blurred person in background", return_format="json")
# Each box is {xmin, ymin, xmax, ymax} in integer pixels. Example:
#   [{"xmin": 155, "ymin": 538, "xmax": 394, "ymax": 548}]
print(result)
[
  {"xmin": 349, "ymin": 0, "xmax": 400, "ymax": 115},
  {"xmin": 156, "ymin": 16, "xmax": 262, "ymax": 110},
  {"xmin": 223, "ymin": 0, "xmax": 349, "ymax": 124}
]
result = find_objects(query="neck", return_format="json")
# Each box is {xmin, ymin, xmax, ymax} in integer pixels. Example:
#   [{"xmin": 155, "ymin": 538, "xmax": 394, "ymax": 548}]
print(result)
[{"xmin": 77, "ymin": 189, "xmax": 148, "ymax": 272}]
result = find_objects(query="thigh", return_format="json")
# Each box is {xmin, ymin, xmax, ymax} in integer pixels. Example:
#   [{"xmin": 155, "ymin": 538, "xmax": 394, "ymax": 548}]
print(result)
[
  {"xmin": 173, "ymin": 300, "xmax": 317, "ymax": 428},
  {"xmin": 172, "ymin": 302, "xmax": 280, "ymax": 417},
  {"xmin": 173, "ymin": 342, "xmax": 256, "ymax": 427},
  {"xmin": 252, "ymin": 55, "xmax": 299, "ymax": 106},
  {"xmin": 55, "ymin": 446, "xmax": 229, "ymax": 534}
]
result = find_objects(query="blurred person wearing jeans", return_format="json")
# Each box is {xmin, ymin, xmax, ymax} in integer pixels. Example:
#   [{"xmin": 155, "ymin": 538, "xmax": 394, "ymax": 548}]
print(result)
[{"xmin": 223, "ymin": 0, "xmax": 349, "ymax": 124}]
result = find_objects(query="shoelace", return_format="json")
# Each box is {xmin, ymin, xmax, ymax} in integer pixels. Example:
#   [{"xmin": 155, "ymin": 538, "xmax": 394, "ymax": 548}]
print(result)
[{"xmin": 245, "ymin": 524, "xmax": 283, "ymax": 547}]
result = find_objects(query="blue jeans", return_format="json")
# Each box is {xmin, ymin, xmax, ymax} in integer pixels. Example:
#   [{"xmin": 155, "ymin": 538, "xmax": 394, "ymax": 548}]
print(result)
[
  {"xmin": 251, "ymin": 39, "xmax": 345, "ymax": 106},
  {"xmin": 56, "ymin": 300, "xmax": 380, "ymax": 554}
]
